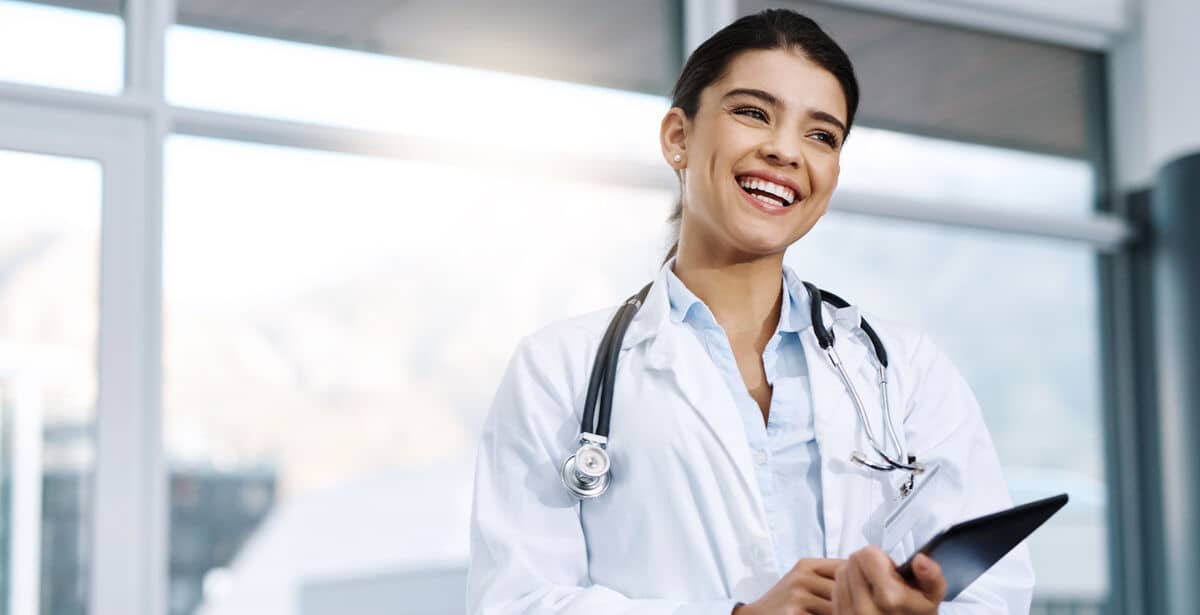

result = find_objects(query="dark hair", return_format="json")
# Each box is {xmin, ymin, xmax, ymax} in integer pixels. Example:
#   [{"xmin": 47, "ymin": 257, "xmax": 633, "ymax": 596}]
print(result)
[{"xmin": 662, "ymin": 9, "xmax": 859, "ymax": 263}]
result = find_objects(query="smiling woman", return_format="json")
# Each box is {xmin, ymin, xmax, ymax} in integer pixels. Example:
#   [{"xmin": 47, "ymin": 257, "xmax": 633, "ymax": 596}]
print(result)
[
  {"xmin": 660, "ymin": 11, "xmax": 858, "ymax": 264},
  {"xmin": 662, "ymin": 48, "xmax": 850, "ymax": 262},
  {"xmin": 468, "ymin": 8, "xmax": 1033, "ymax": 615}
]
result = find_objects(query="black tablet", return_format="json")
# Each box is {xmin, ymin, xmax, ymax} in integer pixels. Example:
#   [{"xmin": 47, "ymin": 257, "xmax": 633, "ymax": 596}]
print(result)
[{"xmin": 897, "ymin": 493, "xmax": 1068, "ymax": 601}]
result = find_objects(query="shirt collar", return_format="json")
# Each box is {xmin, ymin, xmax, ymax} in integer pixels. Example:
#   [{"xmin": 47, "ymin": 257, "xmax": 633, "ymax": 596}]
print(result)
[
  {"xmin": 665, "ymin": 262, "xmax": 711, "ymax": 327},
  {"xmin": 663, "ymin": 259, "xmax": 811, "ymax": 335}
]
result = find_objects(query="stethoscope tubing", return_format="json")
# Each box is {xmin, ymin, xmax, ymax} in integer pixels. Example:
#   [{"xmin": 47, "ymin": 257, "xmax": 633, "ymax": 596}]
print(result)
[
  {"xmin": 583, "ymin": 284, "xmax": 652, "ymax": 439},
  {"xmin": 580, "ymin": 296, "xmax": 626, "ymax": 438},
  {"xmin": 803, "ymin": 281, "xmax": 920, "ymax": 473},
  {"xmin": 565, "ymin": 279, "xmax": 922, "ymax": 500}
]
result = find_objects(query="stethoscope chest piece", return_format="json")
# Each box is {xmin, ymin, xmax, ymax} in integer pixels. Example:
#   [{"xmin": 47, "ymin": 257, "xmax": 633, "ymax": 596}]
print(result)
[{"xmin": 561, "ymin": 433, "xmax": 611, "ymax": 499}]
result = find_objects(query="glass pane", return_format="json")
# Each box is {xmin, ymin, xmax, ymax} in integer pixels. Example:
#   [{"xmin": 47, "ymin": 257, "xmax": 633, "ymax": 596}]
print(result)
[
  {"xmin": 0, "ymin": 1, "xmax": 123, "ymax": 94},
  {"xmin": 786, "ymin": 213, "xmax": 1106, "ymax": 610},
  {"xmin": 839, "ymin": 127, "xmax": 1095, "ymax": 215},
  {"xmin": 166, "ymin": 26, "xmax": 668, "ymax": 164},
  {"xmin": 172, "ymin": 0, "xmax": 678, "ymax": 95},
  {"xmin": 0, "ymin": 148, "xmax": 100, "ymax": 615},
  {"xmin": 162, "ymin": 136, "xmax": 673, "ymax": 615}
]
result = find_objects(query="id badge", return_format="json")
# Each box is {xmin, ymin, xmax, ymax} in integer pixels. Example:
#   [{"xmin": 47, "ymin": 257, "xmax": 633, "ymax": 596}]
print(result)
[{"xmin": 881, "ymin": 462, "xmax": 941, "ymax": 553}]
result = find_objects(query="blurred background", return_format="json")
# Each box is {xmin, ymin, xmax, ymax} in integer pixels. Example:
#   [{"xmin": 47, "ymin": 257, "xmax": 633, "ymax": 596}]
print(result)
[{"xmin": 1, "ymin": 0, "xmax": 1198, "ymax": 614}]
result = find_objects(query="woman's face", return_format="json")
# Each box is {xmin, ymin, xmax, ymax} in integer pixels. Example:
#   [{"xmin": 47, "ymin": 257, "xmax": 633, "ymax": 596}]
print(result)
[{"xmin": 663, "ymin": 48, "xmax": 848, "ymax": 260}]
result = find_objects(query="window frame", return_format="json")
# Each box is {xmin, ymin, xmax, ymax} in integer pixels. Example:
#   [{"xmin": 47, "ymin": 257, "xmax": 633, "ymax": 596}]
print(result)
[{"xmin": 0, "ymin": 92, "xmax": 164, "ymax": 613}]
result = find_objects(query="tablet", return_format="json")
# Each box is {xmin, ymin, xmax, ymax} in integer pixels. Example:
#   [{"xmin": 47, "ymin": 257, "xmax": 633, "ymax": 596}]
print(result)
[{"xmin": 897, "ymin": 493, "xmax": 1068, "ymax": 601}]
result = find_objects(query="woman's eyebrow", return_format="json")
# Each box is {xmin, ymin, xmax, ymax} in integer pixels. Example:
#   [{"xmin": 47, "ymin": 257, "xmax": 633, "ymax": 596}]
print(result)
[
  {"xmin": 721, "ymin": 88, "xmax": 779, "ymax": 107},
  {"xmin": 722, "ymin": 88, "xmax": 847, "ymax": 135},
  {"xmin": 810, "ymin": 110, "xmax": 847, "ymax": 136}
]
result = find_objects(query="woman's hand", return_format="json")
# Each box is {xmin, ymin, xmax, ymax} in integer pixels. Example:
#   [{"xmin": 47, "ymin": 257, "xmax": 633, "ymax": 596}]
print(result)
[
  {"xmin": 832, "ymin": 547, "xmax": 946, "ymax": 615},
  {"xmin": 736, "ymin": 558, "xmax": 846, "ymax": 615}
]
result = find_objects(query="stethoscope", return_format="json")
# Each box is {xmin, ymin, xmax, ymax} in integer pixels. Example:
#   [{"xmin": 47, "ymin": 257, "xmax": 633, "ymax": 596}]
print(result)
[{"xmin": 561, "ymin": 280, "xmax": 926, "ymax": 501}]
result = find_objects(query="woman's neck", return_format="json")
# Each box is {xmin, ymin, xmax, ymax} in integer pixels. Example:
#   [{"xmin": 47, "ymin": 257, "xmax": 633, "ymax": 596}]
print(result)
[{"xmin": 672, "ymin": 250, "xmax": 784, "ymax": 345}]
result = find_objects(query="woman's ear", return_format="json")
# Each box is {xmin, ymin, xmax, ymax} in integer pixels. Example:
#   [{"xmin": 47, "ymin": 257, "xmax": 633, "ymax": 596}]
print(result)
[{"xmin": 660, "ymin": 107, "xmax": 689, "ymax": 169}]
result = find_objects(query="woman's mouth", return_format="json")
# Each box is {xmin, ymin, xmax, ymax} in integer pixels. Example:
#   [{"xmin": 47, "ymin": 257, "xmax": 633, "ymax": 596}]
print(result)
[{"xmin": 736, "ymin": 175, "xmax": 798, "ymax": 213}]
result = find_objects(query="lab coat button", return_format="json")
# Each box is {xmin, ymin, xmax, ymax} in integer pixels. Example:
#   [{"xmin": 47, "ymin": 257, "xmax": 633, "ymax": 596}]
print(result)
[{"xmin": 753, "ymin": 451, "xmax": 768, "ymax": 465}]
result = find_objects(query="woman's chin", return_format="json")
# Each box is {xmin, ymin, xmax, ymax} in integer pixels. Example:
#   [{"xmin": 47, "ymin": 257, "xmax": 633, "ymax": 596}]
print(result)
[
  {"xmin": 719, "ymin": 211, "xmax": 804, "ymax": 253},
  {"xmin": 727, "ymin": 232, "xmax": 793, "ymax": 258},
  {"xmin": 686, "ymin": 214, "xmax": 801, "ymax": 260}
]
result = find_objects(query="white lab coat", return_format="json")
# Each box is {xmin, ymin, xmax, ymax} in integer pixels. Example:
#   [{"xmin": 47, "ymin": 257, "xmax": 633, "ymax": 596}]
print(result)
[{"xmin": 468, "ymin": 266, "xmax": 1034, "ymax": 615}]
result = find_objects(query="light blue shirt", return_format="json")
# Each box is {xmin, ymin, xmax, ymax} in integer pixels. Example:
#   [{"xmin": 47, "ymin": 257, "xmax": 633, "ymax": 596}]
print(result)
[{"xmin": 665, "ymin": 266, "xmax": 825, "ymax": 571}]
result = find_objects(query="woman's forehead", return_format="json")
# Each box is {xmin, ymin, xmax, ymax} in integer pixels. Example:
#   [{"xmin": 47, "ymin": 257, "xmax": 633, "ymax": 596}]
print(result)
[{"xmin": 706, "ymin": 48, "xmax": 848, "ymax": 123}]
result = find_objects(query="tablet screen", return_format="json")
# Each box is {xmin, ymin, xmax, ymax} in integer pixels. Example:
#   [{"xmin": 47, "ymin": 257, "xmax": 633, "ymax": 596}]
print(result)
[{"xmin": 898, "ymin": 493, "xmax": 1068, "ymax": 600}]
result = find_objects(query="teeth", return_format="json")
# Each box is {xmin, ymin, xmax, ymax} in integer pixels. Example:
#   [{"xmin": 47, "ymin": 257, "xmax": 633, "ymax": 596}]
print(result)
[
  {"xmin": 738, "ymin": 176, "xmax": 795, "ymax": 204},
  {"xmin": 753, "ymin": 194, "xmax": 780, "ymax": 207}
]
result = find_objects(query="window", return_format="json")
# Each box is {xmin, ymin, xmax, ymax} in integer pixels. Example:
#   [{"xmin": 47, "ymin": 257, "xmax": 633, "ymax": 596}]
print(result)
[
  {"xmin": 0, "ymin": 148, "xmax": 101, "ymax": 615},
  {"xmin": 162, "ymin": 135, "xmax": 673, "ymax": 614},
  {"xmin": 171, "ymin": 0, "xmax": 679, "ymax": 95},
  {"xmin": 839, "ymin": 127, "xmax": 1095, "ymax": 215},
  {"xmin": 166, "ymin": 27, "xmax": 668, "ymax": 164},
  {"xmin": 0, "ymin": 0, "xmax": 123, "ymax": 94}
]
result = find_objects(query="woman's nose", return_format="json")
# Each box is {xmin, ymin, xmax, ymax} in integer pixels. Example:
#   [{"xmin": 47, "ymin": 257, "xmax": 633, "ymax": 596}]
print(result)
[{"xmin": 759, "ymin": 133, "xmax": 804, "ymax": 169}]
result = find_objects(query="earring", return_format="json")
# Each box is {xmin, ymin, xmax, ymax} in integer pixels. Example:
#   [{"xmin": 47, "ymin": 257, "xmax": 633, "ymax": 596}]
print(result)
[{"xmin": 673, "ymin": 154, "xmax": 682, "ymax": 163}]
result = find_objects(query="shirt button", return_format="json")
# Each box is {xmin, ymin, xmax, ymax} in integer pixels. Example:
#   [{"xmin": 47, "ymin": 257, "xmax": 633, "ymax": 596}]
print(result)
[{"xmin": 754, "ymin": 451, "xmax": 768, "ymax": 465}]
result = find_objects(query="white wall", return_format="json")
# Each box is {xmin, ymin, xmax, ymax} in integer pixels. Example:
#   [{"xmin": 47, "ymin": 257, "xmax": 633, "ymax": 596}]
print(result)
[{"xmin": 1109, "ymin": 0, "xmax": 1200, "ymax": 188}]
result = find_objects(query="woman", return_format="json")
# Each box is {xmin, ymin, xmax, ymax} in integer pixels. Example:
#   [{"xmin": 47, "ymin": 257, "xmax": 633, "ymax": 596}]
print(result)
[{"xmin": 468, "ymin": 9, "xmax": 1033, "ymax": 615}]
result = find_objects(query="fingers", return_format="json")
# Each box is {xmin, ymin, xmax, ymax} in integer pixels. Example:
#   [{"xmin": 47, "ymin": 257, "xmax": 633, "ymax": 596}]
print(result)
[
  {"xmin": 912, "ymin": 554, "xmax": 948, "ymax": 604},
  {"xmin": 813, "ymin": 558, "xmax": 847, "ymax": 579},
  {"xmin": 805, "ymin": 596, "xmax": 834, "ymax": 615},
  {"xmin": 854, "ymin": 547, "xmax": 910, "ymax": 613},
  {"xmin": 788, "ymin": 558, "xmax": 842, "ymax": 600},
  {"xmin": 762, "ymin": 558, "xmax": 845, "ymax": 615},
  {"xmin": 806, "ymin": 574, "xmax": 836, "ymax": 601},
  {"xmin": 793, "ymin": 557, "xmax": 847, "ymax": 579},
  {"xmin": 846, "ymin": 547, "xmax": 946, "ymax": 614},
  {"xmin": 846, "ymin": 555, "xmax": 882, "ymax": 615},
  {"xmin": 833, "ymin": 570, "xmax": 853, "ymax": 615}
]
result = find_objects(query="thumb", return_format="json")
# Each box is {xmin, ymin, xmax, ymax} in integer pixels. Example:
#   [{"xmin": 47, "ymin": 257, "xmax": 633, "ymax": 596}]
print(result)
[{"xmin": 913, "ymin": 554, "xmax": 947, "ymax": 603}]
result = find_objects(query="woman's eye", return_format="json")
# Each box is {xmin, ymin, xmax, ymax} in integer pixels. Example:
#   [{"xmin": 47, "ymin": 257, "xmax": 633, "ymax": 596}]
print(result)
[
  {"xmin": 733, "ymin": 107, "xmax": 767, "ymax": 122},
  {"xmin": 811, "ymin": 131, "xmax": 840, "ymax": 148}
]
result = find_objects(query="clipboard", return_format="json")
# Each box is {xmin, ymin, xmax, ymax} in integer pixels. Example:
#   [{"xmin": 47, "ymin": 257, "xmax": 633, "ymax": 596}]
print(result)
[{"xmin": 897, "ymin": 493, "xmax": 1069, "ymax": 601}]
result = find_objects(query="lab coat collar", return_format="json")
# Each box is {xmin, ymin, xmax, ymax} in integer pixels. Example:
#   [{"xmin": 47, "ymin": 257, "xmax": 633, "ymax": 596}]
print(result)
[{"xmin": 619, "ymin": 261, "xmax": 673, "ymax": 353}]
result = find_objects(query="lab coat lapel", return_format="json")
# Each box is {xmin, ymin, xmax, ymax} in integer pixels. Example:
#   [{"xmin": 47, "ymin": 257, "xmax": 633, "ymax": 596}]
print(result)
[
  {"xmin": 647, "ymin": 324, "xmax": 764, "ymax": 509},
  {"xmin": 624, "ymin": 277, "xmax": 764, "ymax": 516},
  {"xmin": 800, "ymin": 302, "xmax": 875, "ymax": 558}
]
